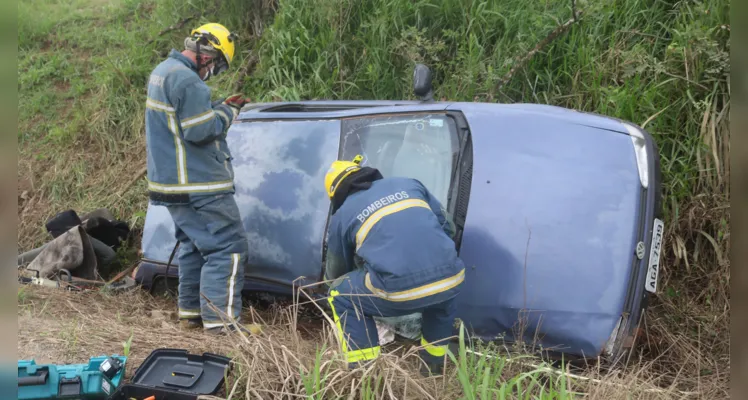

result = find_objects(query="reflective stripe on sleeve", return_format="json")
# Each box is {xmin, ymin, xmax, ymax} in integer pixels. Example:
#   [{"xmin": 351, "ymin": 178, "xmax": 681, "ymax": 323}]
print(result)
[
  {"xmin": 146, "ymin": 97, "xmax": 187, "ymax": 184},
  {"xmin": 215, "ymin": 109, "xmax": 231, "ymax": 127},
  {"xmin": 364, "ymin": 269, "xmax": 465, "ymax": 302},
  {"xmin": 180, "ymin": 110, "xmax": 216, "ymax": 130}
]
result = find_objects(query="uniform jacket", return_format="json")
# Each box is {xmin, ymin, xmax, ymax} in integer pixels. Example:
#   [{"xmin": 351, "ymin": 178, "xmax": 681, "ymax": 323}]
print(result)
[
  {"xmin": 145, "ymin": 49, "xmax": 237, "ymax": 204},
  {"xmin": 325, "ymin": 177, "xmax": 464, "ymax": 303}
]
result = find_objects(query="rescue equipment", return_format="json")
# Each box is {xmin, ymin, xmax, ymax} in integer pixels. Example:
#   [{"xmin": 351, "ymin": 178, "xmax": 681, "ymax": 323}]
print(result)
[
  {"xmin": 109, "ymin": 348, "xmax": 230, "ymax": 400},
  {"xmin": 17, "ymin": 355, "xmax": 127, "ymax": 399}
]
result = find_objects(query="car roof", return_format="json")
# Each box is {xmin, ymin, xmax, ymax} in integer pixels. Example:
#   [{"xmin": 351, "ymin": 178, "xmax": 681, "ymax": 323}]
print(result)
[
  {"xmin": 237, "ymin": 100, "xmax": 631, "ymax": 135},
  {"xmin": 237, "ymin": 100, "xmax": 451, "ymax": 121}
]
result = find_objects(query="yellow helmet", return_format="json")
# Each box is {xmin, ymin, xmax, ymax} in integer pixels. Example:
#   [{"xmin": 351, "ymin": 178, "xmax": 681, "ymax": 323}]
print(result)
[
  {"xmin": 190, "ymin": 23, "xmax": 237, "ymax": 67},
  {"xmin": 325, "ymin": 155, "xmax": 364, "ymax": 198}
]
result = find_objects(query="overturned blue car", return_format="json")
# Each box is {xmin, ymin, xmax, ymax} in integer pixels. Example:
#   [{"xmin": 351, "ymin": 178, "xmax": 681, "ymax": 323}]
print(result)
[{"xmin": 135, "ymin": 66, "xmax": 663, "ymax": 363}]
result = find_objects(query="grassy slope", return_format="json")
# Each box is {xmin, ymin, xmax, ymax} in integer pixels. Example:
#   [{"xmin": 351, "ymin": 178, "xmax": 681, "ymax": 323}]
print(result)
[
  {"xmin": 18, "ymin": 0, "xmax": 730, "ymax": 398},
  {"xmin": 17, "ymin": 285, "xmax": 698, "ymax": 400}
]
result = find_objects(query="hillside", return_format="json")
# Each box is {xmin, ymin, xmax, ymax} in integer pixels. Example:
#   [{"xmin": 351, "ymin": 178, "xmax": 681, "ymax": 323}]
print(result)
[{"xmin": 18, "ymin": 0, "xmax": 730, "ymax": 398}]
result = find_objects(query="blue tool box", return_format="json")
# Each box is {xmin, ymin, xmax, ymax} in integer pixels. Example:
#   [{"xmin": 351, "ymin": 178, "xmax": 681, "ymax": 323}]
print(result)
[{"xmin": 17, "ymin": 355, "xmax": 127, "ymax": 400}]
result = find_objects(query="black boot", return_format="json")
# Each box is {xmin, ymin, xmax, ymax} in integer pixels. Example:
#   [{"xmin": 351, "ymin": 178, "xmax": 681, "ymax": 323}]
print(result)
[
  {"xmin": 419, "ymin": 361, "xmax": 444, "ymax": 377},
  {"xmin": 179, "ymin": 318, "xmax": 202, "ymax": 330}
]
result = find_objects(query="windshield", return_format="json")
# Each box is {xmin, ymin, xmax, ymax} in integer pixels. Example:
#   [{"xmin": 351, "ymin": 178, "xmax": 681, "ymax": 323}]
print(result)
[{"xmin": 339, "ymin": 113, "xmax": 460, "ymax": 206}]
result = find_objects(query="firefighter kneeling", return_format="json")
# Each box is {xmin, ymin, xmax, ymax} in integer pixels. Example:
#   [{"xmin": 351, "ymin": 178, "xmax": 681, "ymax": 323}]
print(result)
[{"xmin": 323, "ymin": 155, "xmax": 465, "ymax": 375}]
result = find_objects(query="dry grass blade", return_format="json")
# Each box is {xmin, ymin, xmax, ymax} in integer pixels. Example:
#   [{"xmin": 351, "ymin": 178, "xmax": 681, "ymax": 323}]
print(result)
[
  {"xmin": 115, "ymin": 165, "xmax": 146, "ymax": 199},
  {"xmin": 20, "ymin": 283, "xmax": 727, "ymax": 399},
  {"xmin": 17, "ymin": 0, "xmax": 730, "ymax": 397}
]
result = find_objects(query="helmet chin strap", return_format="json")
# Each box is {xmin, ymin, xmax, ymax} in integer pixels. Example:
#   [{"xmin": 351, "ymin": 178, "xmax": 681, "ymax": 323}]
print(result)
[
  {"xmin": 194, "ymin": 36, "xmax": 214, "ymax": 81},
  {"xmin": 201, "ymin": 66, "xmax": 213, "ymax": 81}
]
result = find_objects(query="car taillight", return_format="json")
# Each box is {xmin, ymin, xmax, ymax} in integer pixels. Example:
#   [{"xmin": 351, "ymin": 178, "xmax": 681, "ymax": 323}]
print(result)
[{"xmin": 624, "ymin": 123, "xmax": 649, "ymax": 189}]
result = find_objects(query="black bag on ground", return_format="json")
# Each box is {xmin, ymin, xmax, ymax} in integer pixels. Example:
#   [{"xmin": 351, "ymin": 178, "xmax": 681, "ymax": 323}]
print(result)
[
  {"xmin": 47, "ymin": 208, "xmax": 131, "ymax": 250},
  {"xmin": 83, "ymin": 217, "xmax": 130, "ymax": 250},
  {"xmin": 45, "ymin": 210, "xmax": 82, "ymax": 238}
]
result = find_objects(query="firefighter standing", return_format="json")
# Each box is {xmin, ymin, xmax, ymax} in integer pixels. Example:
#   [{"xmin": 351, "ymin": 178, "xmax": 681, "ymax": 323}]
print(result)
[
  {"xmin": 323, "ymin": 155, "xmax": 465, "ymax": 375},
  {"xmin": 145, "ymin": 23, "xmax": 249, "ymax": 334}
]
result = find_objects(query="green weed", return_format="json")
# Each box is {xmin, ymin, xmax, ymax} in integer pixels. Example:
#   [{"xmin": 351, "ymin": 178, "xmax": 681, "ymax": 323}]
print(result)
[
  {"xmin": 300, "ymin": 345, "xmax": 330, "ymax": 399},
  {"xmin": 360, "ymin": 373, "xmax": 384, "ymax": 399},
  {"xmin": 122, "ymin": 330, "xmax": 133, "ymax": 357},
  {"xmin": 17, "ymin": 287, "xmax": 28, "ymax": 304},
  {"xmin": 17, "ymin": 0, "xmax": 730, "ymax": 396},
  {"xmin": 449, "ymin": 322, "xmax": 578, "ymax": 399}
]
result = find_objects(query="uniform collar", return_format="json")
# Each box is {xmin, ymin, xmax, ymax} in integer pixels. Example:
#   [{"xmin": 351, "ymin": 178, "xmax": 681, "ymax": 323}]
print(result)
[
  {"xmin": 168, "ymin": 49, "xmax": 198, "ymax": 72},
  {"xmin": 330, "ymin": 167, "xmax": 383, "ymax": 215}
]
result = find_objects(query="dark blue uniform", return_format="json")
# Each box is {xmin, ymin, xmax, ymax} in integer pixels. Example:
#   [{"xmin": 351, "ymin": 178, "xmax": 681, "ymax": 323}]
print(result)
[
  {"xmin": 145, "ymin": 50, "xmax": 247, "ymax": 328},
  {"xmin": 325, "ymin": 177, "xmax": 464, "ymax": 366}
]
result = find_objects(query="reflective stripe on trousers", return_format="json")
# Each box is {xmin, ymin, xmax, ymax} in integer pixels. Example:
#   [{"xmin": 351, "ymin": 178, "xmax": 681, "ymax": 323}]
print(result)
[
  {"xmin": 178, "ymin": 309, "xmax": 201, "ymax": 319},
  {"xmin": 328, "ymin": 289, "xmax": 381, "ymax": 364},
  {"xmin": 364, "ymin": 268, "xmax": 465, "ymax": 302},
  {"xmin": 421, "ymin": 336, "xmax": 448, "ymax": 357},
  {"xmin": 326, "ymin": 270, "xmax": 459, "ymax": 366}
]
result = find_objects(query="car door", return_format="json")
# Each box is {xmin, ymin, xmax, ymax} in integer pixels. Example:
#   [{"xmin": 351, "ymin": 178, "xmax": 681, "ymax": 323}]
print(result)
[
  {"xmin": 328, "ymin": 110, "xmax": 473, "ymax": 268},
  {"xmin": 324, "ymin": 110, "xmax": 473, "ymax": 337},
  {"xmin": 225, "ymin": 119, "xmax": 342, "ymax": 291}
]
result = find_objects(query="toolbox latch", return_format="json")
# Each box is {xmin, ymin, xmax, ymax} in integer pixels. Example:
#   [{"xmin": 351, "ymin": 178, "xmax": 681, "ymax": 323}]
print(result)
[
  {"xmin": 162, "ymin": 364, "xmax": 203, "ymax": 388},
  {"xmin": 59, "ymin": 376, "xmax": 82, "ymax": 396}
]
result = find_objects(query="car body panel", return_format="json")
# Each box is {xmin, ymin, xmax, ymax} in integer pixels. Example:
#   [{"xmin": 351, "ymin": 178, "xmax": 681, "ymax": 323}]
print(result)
[
  {"xmin": 138, "ymin": 100, "xmax": 661, "ymax": 359},
  {"xmin": 448, "ymin": 103, "xmax": 641, "ymax": 357},
  {"xmin": 141, "ymin": 204, "xmax": 178, "ymax": 263},
  {"xmin": 142, "ymin": 119, "xmax": 342, "ymax": 289},
  {"xmin": 451, "ymin": 102, "xmax": 631, "ymax": 133},
  {"xmin": 228, "ymin": 119, "xmax": 341, "ymax": 287}
]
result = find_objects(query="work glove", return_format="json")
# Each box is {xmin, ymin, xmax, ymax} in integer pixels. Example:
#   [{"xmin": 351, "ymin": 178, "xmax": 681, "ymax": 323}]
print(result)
[
  {"xmin": 222, "ymin": 94, "xmax": 249, "ymax": 120},
  {"xmin": 224, "ymin": 94, "xmax": 248, "ymax": 109}
]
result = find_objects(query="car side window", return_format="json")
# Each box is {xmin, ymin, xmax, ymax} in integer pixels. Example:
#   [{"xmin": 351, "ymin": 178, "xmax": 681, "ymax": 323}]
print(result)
[{"xmin": 339, "ymin": 113, "xmax": 460, "ymax": 207}]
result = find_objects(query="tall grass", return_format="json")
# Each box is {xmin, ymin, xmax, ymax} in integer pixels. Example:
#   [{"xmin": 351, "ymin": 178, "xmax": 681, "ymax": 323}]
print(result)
[
  {"xmin": 449, "ymin": 324, "xmax": 577, "ymax": 399},
  {"xmin": 17, "ymin": 0, "xmax": 231, "ymax": 249},
  {"xmin": 238, "ymin": 0, "xmax": 729, "ymax": 208},
  {"xmin": 17, "ymin": 0, "xmax": 729, "ymax": 396},
  {"xmin": 231, "ymin": 2, "xmax": 730, "ymax": 392}
]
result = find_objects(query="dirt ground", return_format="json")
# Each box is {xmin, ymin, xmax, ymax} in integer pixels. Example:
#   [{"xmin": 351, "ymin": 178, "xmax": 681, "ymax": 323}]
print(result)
[
  {"xmin": 17, "ymin": 285, "xmax": 447, "ymax": 399},
  {"xmin": 17, "ymin": 284, "xmax": 726, "ymax": 399},
  {"xmin": 19, "ymin": 287, "xmax": 220, "ymax": 374},
  {"xmin": 17, "ymin": 285, "xmax": 323, "ymax": 379}
]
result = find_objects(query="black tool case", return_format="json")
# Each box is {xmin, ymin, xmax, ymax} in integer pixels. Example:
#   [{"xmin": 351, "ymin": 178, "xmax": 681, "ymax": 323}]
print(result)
[{"xmin": 108, "ymin": 349, "xmax": 231, "ymax": 400}]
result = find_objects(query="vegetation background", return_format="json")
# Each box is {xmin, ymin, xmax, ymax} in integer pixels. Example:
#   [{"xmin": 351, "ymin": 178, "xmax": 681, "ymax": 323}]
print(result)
[{"xmin": 17, "ymin": 0, "xmax": 730, "ymax": 398}]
